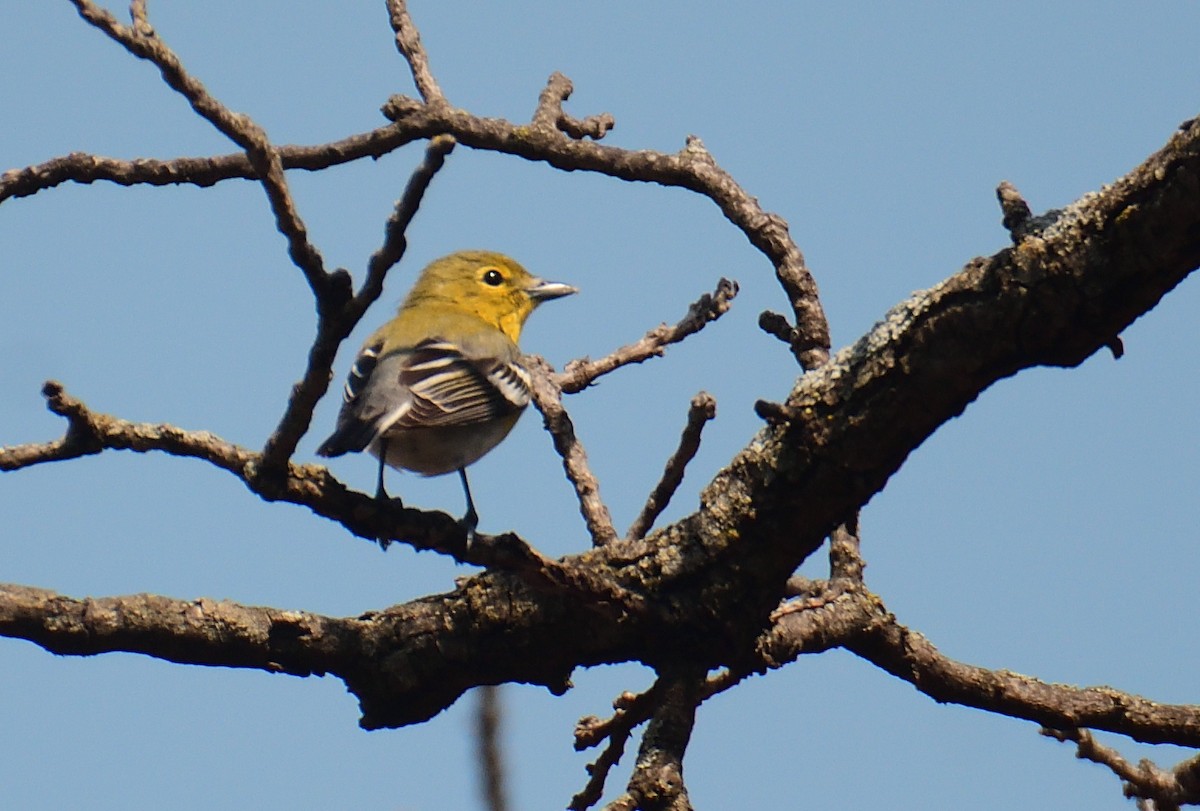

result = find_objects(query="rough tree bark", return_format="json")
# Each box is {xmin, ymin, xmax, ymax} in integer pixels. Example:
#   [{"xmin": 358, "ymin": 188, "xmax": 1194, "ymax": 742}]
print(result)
[{"xmin": 1, "ymin": 2, "xmax": 1198, "ymax": 809}]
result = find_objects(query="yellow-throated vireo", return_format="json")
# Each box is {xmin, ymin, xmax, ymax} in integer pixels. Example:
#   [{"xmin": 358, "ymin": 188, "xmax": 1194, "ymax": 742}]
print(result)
[{"xmin": 317, "ymin": 250, "xmax": 576, "ymax": 537}]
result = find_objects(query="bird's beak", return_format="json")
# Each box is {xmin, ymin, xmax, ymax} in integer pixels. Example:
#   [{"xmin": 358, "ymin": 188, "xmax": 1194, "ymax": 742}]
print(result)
[{"xmin": 526, "ymin": 278, "xmax": 578, "ymax": 302}]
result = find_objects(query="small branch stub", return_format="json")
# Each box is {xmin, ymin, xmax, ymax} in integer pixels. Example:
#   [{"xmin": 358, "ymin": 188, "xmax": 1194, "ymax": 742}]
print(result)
[{"xmin": 997, "ymin": 180, "xmax": 1033, "ymax": 241}]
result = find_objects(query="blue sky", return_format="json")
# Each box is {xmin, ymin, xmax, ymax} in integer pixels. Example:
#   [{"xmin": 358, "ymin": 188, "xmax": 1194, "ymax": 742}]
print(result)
[{"xmin": 3, "ymin": 2, "xmax": 1199, "ymax": 809}]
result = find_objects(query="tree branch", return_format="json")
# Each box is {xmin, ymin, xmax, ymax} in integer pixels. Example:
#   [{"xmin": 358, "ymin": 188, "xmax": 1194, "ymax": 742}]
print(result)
[
  {"xmin": 847, "ymin": 612, "xmax": 1200, "ymax": 747},
  {"xmin": 0, "ymin": 582, "xmax": 354, "ymax": 676},
  {"xmin": 70, "ymin": 0, "xmax": 329, "ymax": 298},
  {"xmin": 571, "ymin": 685, "xmax": 663, "ymax": 811},
  {"xmin": 533, "ymin": 72, "xmax": 615, "ymax": 140},
  {"xmin": 828, "ymin": 516, "xmax": 864, "ymax": 582},
  {"xmin": 476, "ymin": 686, "xmax": 509, "ymax": 811},
  {"xmin": 1042, "ymin": 727, "xmax": 1200, "ymax": 810},
  {"xmin": 257, "ymin": 134, "xmax": 458, "ymax": 473},
  {"xmin": 526, "ymin": 357, "xmax": 618, "ymax": 546},
  {"xmin": 627, "ymin": 393, "xmax": 717, "ymax": 540},
  {"xmin": 0, "ymin": 127, "xmax": 415, "ymax": 205},
  {"xmin": 0, "ymin": 383, "xmax": 566, "ymax": 571},
  {"xmin": 556, "ymin": 279, "xmax": 738, "ymax": 395},
  {"xmin": 385, "ymin": 0, "xmax": 445, "ymax": 104},
  {"xmin": 4, "ymin": 112, "xmax": 1198, "ymax": 735},
  {"xmin": 604, "ymin": 671, "xmax": 701, "ymax": 811}
]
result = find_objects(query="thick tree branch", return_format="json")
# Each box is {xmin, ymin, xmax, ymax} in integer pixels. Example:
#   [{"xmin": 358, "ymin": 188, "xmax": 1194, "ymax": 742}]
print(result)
[
  {"xmin": 6, "ymin": 0, "xmax": 1200, "ymax": 751},
  {"xmin": 0, "ymin": 582, "xmax": 355, "ymax": 676},
  {"xmin": 4, "ymin": 114, "xmax": 1198, "ymax": 733}
]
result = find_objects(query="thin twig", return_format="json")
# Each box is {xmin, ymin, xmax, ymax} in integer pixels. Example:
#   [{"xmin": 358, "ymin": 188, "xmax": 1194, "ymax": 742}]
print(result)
[
  {"xmin": 997, "ymin": 180, "xmax": 1033, "ymax": 240},
  {"xmin": 70, "ymin": 0, "xmax": 329, "ymax": 298},
  {"xmin": 1041, "ymin": 727, "xmax": 1200, "ymax": 810},
  {"xmin": 570, "ymin": 687, "xmax": 663, "ymax": 811},
  {"xmin": 0, "ymin": 381, "xmax": 256, "ymax": 475},
  {"xmin": 258, "ymin": 135, "xmax": 458, "ymax": 472},
  {"xmin": 557, "ymin": 279, "xmax": 738, "ymax": 395},
  {"xmin": 604, "ymin": 671, "xmax": 701, "ymax": 811},
  {"xmin": 8, "ymin": 78, "xmax": 828, "ymax": 369},
  {"xmin": 0, "ymin": 384, "xmax": 560, "ymax": 570},
  {"xmin": 0, "ymin": 127, "xmax": 415, "ymax": 205},
  {"xmin": 385, "ymin": 0, "xmax": 444, "ymax": 103},
  {"xmin": 526, "ymin": 358, "xmax": 618, "ymax": 546},
  {"xmin": 533, "ymin": 72, "xmax": 615, "ymax": 140},
  {"xmin": 476, "ymin": 686, "xmax": 509, "ymax": 811},
  {"xmin": 847, "ymin": 610, "xmax": 1200, "ymax": 746},
  {"xmin": 393, "ymin": 94, "xmax": 829, "ymax": 367},
  {"xmin": 758, "ymin": 310, "xmax": 799, "ymax": 346},
  {"xmin": 361, "ymin": 134, "xmax": 457, "ymax": 303},
  {"xmin": 626, "ymin": 393, "xmax": 716, "ymax": 540}
]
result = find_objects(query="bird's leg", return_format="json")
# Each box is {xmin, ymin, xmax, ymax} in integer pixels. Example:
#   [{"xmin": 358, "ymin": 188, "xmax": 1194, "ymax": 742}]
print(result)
[
  {"xmin": 375, "ymin": 438, "xmax": 401, "ymax": 550},
  {"xmin": 457, "ymin": 467, "xmax": 479, "ymax": 543},
  {"xmin": 375, "ymin": 441, "xmax": 389, "ymax": 501}
]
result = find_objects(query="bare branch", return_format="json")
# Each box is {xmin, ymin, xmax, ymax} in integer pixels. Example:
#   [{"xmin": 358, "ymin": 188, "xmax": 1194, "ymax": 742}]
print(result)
[
  {"xmin": 0, "ymin": 383, "xmax": 565, "ymax": 569},
  {"xmin": 847, "ymin": 612, "xmax": 1200, "ymax": 747},
  {"xmin": 526, "ymin": 357, "xmax": 618, "ymax": 546},
  {"xmin": 69, "ymin": 0, "xmax": 329, "ymax": 297},
  {"xmin": 0, "ymin": 582, "xmax": 353, "ymax": 675},
  {"xmin": 997, "ymin": 180, "xmax": 1033, "ymax": 239},
  {"xmin": 627, "ymin": 393, "xmax": 717, "ymax": 540},
  {"xmin": 753, "ymin": 582, "xmax": 1200, "ymax": 750},
  {"xmin": 570, "ymin": 687, "xmax": 663, "ymax": 811},
  {"xmin": 8, "ymin": 67, "xmax": 825, "ymax": 369},
  {"xmin": 605, "ymin": 672, "xmax": 701, "ymax": 811},
  {"xmin": 0, "ymin": 562, "xmax": 645, "ymax": 731},
  {"xmin": 385, "ymin": 0, "xmax": 444, "ymax": 103},
  {"xmin": 0, "ymin": 381, "xmax": 255, "ymax": 475},
  {"xmin": 757, "ymin": 309, "xmax": 799, "ymax": 346},
  {"xmin": 557, "ymin": 279, "xmax": 738, "ymax": 395},
  {"xmin": 361, "ymin": 134, "xmax": 457, "ymax": 301},
  {"xmin": 128, "ymin": 0, "xmax": 149, "ymax": 32},
  {"xmin": 533, "ymin": 72, "xmax": 615, "ymax": 140},
  {"xmin": 476, "ymin": 686, "xmax": 509, "ymax": 811},
  {"xmin": 828, "ymin": 515, "xmax": 864, "ymax": 581},
  {"xmin": 257, "ymin": 135, "xmax": 458, "ymax": 473},
  {"xmin": 0, "ymin": 128, "xmax": 416, "ymax": 205},
  {"xmin": 1042, "ymin": 727, "xmax": 1200, "ymax": 810}
]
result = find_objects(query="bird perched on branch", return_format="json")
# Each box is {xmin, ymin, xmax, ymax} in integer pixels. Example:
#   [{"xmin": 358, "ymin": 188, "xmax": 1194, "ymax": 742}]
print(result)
[{"xmin": 317, "ymin": 250, "xmax": 576, "ymax": 542}]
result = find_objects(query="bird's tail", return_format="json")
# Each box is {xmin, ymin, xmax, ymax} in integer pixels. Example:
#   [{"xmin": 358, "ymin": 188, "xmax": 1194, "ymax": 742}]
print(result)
[{"xmin": 315, "ymin": 423, "xmax": 376, "ymax": 458}]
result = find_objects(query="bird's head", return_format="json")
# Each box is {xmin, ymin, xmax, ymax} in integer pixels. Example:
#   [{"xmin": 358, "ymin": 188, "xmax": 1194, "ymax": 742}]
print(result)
[{"xmin": 405, "ymin": 250, "xmax": 577, "ymax": 341}]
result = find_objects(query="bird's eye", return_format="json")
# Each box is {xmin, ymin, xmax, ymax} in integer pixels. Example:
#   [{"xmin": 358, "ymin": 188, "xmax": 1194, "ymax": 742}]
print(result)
[{"xmin": 481, "ymin": 268, "xmax": 504, "ymax": 286}]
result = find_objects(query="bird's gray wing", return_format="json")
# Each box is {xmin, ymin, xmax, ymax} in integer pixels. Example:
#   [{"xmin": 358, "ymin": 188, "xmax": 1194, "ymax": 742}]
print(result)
[{"xmin": 316, "ymin": 338, "xmax": 529, "ymax": 457}]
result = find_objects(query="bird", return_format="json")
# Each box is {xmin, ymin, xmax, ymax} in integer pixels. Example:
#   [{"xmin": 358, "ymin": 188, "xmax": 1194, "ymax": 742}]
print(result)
[{"xmin": 316, "ymin": 250, "xmax": 576, "ymax": 542}]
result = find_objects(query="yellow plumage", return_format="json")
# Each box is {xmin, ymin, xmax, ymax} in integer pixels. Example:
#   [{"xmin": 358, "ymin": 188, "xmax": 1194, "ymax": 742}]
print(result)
[{"xmin": 317, "ymin": 250, "xmax": 576, "ymax": 536}]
